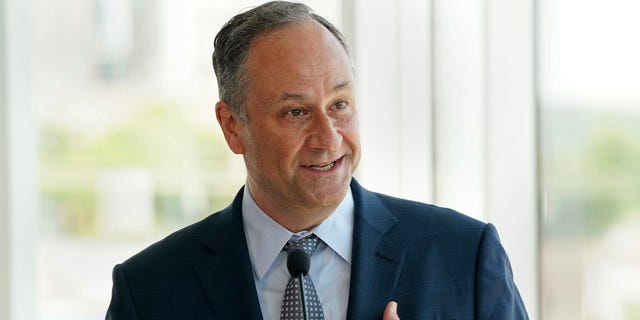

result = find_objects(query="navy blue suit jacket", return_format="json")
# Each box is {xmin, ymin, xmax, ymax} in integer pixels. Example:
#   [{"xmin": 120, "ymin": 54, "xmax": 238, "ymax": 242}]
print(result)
[{"xmin": 107, "ymin": 179, "xmax": 528, "ymax": 319}]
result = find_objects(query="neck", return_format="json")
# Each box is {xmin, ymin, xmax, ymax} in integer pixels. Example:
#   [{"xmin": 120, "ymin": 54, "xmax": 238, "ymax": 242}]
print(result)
[
  {"xmin": 256, "ymin": 198, "xmax": 337, "ymax": 232},
  {"xmin": 246, "ymin": 184, "xmax": 343, "ymax": 232}
]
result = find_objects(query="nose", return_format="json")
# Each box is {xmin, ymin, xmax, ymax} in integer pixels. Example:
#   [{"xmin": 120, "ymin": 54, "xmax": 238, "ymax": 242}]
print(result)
[{"xmin": 308, "ymin": 113, "xmax": 342, "ymax": 152}]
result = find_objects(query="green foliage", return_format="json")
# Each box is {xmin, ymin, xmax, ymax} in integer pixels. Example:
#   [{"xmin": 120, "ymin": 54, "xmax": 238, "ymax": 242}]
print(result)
[
  {"xmin": 542, "ymin": 108, "xmax": 640, "ymax": 238},
  {"xmin": 587, "ymin": 125, "xmax": 640, "ymax": 175},
  {"xmin": 625, "ymin": 302, "xmax": 640, "ymax": 320},
  {"xmin": 39, "ymin": 102, "xmax": 235, "ymax": 236},
  {"xmin": 41, "ymin": 187, "xmax": 97, "ymax": 236},
  {"xmin": 88, "ymin": 103, "xmax": 226, "ymax": 170},
  {"xmin": 582, "ymin": 124, "xmax": 640, "ymax": 236}
]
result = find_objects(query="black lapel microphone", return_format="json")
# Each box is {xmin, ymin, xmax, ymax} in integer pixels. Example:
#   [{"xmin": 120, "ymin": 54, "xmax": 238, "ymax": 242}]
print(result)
[{"xmin": 287, "ymin": 248, "xmax": 310, "ymax": 320}]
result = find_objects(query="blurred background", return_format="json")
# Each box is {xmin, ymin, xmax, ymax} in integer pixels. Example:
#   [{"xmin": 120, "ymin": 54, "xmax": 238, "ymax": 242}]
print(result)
[{"xmin": 1, "ymin": 0, "xmax": 639, "ymax": 319}]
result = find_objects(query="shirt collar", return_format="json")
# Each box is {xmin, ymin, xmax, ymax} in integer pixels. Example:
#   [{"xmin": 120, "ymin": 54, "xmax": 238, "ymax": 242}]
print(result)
[{"xmin": 242, "ymin": 184, "xmax": 354, "ymax": 280}]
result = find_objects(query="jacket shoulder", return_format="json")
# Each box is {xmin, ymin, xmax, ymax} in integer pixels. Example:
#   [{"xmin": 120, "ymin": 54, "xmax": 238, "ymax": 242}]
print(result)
[{"xmin": 372, "ymin": 191, "xmax": 488, "ymax": 241}]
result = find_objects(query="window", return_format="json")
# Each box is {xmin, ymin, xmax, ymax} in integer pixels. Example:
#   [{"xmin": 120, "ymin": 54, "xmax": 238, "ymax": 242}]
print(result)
[{"xmin": 539, "ymin": 0, "xmax": 640, "ymax": 318}]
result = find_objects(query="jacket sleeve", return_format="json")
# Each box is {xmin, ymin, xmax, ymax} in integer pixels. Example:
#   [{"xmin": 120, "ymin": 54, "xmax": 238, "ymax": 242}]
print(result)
[
  {"xmin": 475, "ymin": 223, "xmax": 529, "ymax": 319},
  {"xmin": 106, "ymin": 264, "xmax": 139, "ymax": 320}
]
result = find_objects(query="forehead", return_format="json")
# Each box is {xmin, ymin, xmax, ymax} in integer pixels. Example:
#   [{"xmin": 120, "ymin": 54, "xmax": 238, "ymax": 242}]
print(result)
[{"xmin": 244, "ymin": 20, "xmax": 353, "ymax": 95}]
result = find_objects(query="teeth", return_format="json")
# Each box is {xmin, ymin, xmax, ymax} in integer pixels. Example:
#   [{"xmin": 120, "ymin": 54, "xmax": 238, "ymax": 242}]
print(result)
[{"xmin": 309, "ymin": 161, "xmax": 336, "ymax": 171}]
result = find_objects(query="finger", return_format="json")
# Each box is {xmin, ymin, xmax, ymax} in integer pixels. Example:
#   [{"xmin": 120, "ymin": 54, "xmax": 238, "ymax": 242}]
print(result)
[{"xmin": 383, "ymin": 301, "xmax": 400, "ymax": 320}]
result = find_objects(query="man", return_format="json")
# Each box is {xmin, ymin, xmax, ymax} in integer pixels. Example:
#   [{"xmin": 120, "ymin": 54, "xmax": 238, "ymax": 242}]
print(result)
[{"xmin": 106, "ymin": 1, "xmax": 528, "ymax": 319}]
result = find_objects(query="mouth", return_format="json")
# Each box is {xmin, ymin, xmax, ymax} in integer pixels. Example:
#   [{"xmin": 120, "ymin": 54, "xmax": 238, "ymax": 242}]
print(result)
[{"xmin": 303, "ymin": 156, "xmax": 344, "ymax": 172}]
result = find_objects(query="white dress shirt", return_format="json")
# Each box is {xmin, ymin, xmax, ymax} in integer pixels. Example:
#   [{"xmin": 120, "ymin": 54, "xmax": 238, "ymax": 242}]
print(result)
[{"xmin": 242, "ymin": 185, "xmax": 354, "ymax": 320}]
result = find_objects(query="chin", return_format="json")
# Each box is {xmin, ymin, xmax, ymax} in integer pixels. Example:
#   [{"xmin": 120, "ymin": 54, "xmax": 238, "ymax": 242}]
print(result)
[{"xmin": 306, "ymin": 180, "xmax": 350, "ymax": 205}]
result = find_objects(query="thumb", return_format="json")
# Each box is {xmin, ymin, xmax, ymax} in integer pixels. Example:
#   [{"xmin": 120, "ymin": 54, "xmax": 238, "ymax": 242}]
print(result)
[{"xmin": 383, "ymin": 301, "xmax": 400, "ymax": 320}]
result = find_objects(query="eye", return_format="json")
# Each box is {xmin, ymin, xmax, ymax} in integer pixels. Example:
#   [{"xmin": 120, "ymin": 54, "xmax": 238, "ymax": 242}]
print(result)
[
  {"xmin": 285, "ymin": 108, "xmax": 306, "ymax": 117},
  {"xmin": 334, "ymin": 100, "xmax": 349, "ymax": 110}
]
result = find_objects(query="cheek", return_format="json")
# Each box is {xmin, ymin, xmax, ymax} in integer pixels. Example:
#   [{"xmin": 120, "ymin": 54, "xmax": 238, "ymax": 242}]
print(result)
[
  {"xmin": 245, "ymin": 117, "xmax": 310, "ymax": 164},
  {"xmin": 250, "ymin": 126, "xmax": 299, "ymax": 162},
  {"xmin": 340, "ymin": 117, "xmax": 361, "ymax": 144}
]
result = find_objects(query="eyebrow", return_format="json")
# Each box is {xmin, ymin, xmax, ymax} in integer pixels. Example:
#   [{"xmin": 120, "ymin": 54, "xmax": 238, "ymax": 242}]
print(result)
[
  {"xmin": 333, "ymin": 80, "xmax": 352, "ymax": 92},
  {"xmin": 275, "ymin": 80, "xmax": 352, "ymax": 103}
]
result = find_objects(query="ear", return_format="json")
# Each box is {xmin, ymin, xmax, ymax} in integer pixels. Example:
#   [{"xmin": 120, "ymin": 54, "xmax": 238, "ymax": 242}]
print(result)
[{"xmin": 215, "ymin": 101, "xmax": 245, "ymax": 154}]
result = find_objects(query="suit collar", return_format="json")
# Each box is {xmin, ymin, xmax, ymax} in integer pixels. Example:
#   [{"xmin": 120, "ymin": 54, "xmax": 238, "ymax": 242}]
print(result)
[
  {"xmin": 242, "ymin": 185, "xmax": 355, "ymax": 279},
  {"xmin": 350, "ymin": 179, "xmax": 399, "ymax": 237},
  {"xmin": 347, "ymin": 179, "xmax": 407, "ymax": 319},
  {"xmin": 193, "ymin": 180, "xmax": 406, "ymax": 319},
  {"xmin": 194, "ymin": 187, "xmax": 263, "ymax": 320}
]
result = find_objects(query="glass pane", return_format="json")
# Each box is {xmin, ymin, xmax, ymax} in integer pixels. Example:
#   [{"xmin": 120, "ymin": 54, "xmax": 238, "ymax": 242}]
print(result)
[
  {"xmin": 32, "ymin": 1, "xmax": 341, "ymax": 319},
  {"xmin": 539, "ymin": 0, "xmax": 640, "ymax": 319}
]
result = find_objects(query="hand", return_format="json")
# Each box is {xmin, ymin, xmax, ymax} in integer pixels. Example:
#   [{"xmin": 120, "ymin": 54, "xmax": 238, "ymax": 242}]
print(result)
[{"xmin": 383, "ymin": 301, "xmax": 400, "ymax": 320}]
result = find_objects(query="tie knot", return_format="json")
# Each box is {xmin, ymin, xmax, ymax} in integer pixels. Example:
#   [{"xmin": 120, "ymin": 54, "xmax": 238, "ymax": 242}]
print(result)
[{"xmin": 285, "ymin": 234, "xmax": 319, "ymax": 256}]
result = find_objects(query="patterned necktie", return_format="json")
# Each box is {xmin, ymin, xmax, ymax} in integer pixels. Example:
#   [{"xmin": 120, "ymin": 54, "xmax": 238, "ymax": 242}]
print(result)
[{"xmin": 280, "ymin": 234, "xmax": 325, "ymax": 320}]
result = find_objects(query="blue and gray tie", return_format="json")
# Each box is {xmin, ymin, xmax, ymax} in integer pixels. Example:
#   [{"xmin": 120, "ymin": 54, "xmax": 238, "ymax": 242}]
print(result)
[{"xmin": 280, "ymin": 235, "xmax": 325, "ymax": 320}]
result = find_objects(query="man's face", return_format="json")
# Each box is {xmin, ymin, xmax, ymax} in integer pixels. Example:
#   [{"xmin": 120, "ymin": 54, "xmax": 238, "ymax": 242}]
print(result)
[{"xmin": 230, "ymin": 20, "xmax": 360, "ymax": 218}]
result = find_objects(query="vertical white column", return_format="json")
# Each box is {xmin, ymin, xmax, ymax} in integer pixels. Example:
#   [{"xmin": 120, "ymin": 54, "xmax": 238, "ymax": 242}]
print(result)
[
  {"xmin": 352, "ymin": 0, "xmax": 401, "ymax": 194},
  {"xmin": 432, "ymin": 0, "xmax": 487, "ymax": 220},
  {"xmin": 352, "ymin": 0, "xmax": 433, "ymax": 203},
  {"xmin": 397, "ymin": 0, "xmax": 433, "ymax": 203},
  {"xmin": 1, "ymin": 0, "xmax": 38, "ymax": 319},
  {"xmin": 1, "ymin": 1, "xmax": 10, "ymax": 318},
  {"xmin": 485, "ymin": 0, "xmax": 538, "ymax": 317}
]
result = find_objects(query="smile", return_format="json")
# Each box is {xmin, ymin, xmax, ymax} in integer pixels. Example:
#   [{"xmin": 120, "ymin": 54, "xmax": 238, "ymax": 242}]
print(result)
[{"xmin": 304, "ymin": 157, "xmax": 343, "ymax": 171}]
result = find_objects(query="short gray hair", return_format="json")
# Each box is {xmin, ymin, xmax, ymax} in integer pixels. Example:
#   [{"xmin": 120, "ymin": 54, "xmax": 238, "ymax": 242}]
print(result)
[{"xmin": 212, "ymin": 1, "xmax": 350, "ymax": 121}]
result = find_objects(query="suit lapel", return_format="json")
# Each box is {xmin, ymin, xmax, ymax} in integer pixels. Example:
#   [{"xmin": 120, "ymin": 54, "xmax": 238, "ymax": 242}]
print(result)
[
  {"xmin": 193, "ymin": 188, "xmax": 263, "ymax": 319},
  {"xmin": 346, "ymin": 180, "xmax": 407, "ymax": 320},
  {"xmin": 191, "ymin": 181, "xmax": 405, "ymax": 319}
]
